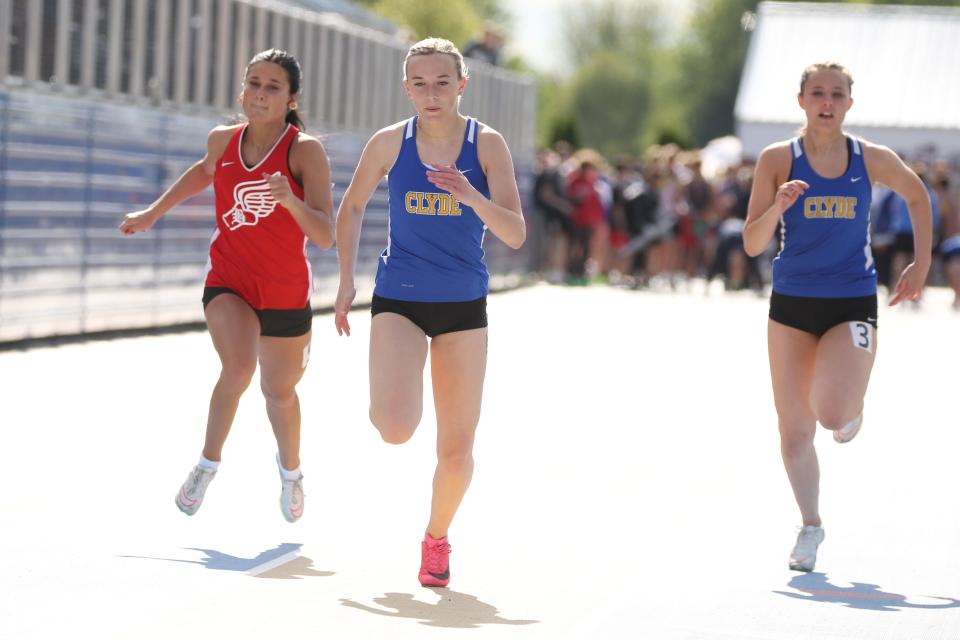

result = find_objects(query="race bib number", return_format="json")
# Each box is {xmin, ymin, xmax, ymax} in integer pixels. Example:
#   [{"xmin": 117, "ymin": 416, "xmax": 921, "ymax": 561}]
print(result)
[{"xmin": 849, "ymin": 321, "xmax": 873, "ymax": 353}]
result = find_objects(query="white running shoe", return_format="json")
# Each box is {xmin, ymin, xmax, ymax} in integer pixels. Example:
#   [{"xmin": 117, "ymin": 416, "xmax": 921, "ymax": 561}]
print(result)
[
  {"xmin": 833, "ymin": 413, "xmax": 863, "ymax": 444},
  {"xmin": 175, "ymin": 465, "xmax": 217, "ymax": 515},
  {"xmin": 789, "ymin": 525, "xmax": 825, "ymax": 572},
  {"xmin": 278, "ymin": 460, "xmax": 304, "ymax": 523}
]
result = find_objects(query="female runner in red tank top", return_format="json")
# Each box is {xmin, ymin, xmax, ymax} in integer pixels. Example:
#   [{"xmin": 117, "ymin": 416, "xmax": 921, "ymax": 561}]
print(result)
[{"xmin": 119, "ymin": 49, "xmax": 334, "ymax": 523}]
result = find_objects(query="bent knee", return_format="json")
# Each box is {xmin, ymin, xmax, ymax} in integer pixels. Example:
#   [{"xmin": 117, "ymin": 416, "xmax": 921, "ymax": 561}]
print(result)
[
  {"xmin": 815, "ymin": 407, "xmax": 858, "ymax": 431},
  {"xmin": 810, "ymin": 395, "xmax": 859, "ymax": 431},
  {"xmin": 369, "ymin": 407, "xmax": 419, "ymax": 444},
  {"xmin": 377, "ymin": 425, "xmax": 416, "ymax": 445}
]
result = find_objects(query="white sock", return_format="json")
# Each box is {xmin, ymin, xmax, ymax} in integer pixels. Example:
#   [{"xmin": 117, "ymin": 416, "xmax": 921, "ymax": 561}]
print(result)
[
  {"xmin": 277, "ymin": 453, "xmax": 302, "ymax": 480},
  {"xmin": 198, "ymin": 454, "xmax": 220, "ymax": 471}
]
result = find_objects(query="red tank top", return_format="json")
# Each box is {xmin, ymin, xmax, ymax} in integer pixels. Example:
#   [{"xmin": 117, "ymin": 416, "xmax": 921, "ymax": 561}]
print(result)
[
  {"xmin": 205, "ymin": 123, "xmax": 310, "ymax": 310},
  {"xmin": 567, "ymin": 172, "xmax": 605, "ymax": 228}
]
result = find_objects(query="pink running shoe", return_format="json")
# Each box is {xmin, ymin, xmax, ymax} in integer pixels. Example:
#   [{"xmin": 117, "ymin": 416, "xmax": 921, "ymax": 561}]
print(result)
[{"xmin": 419, "ymin": 533, "xmax": 451, "ymax": 587}]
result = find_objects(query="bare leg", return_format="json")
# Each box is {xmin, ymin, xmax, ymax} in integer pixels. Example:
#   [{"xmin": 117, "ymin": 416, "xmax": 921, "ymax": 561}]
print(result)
[
  {"xmin": 426, "ymin": 328, "xmax": 487, "ymax": 539},
  {"xmin": 259, "ymin": 331, "xmax": 312, "ymax": 470},
  {"xmin": 768, "ymin": 320, "xmax": 821, "ymax": 527},
  {"xmin": 202, "ymin": 294, "xmax": 259, "ymax": 461},
  {"xmin": 368, "ymin": 313, "xmax": 428, "ymax": 443},
  {"xmin": 810, "ymin": 321, "xmax": 877, "ymax": 430}
]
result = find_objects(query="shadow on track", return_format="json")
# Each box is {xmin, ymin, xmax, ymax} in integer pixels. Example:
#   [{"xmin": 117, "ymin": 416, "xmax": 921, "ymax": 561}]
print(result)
[
  {"xmin": 775, "ymin": 573, "xmax": 960, "ymax": 612},
  {"xmin": 341, "ymin": 588, "xmax": 538, "ymax": 628},
  {"xmin": 120, "ymin": 542, "xmax": 333, "ymax": 578}
]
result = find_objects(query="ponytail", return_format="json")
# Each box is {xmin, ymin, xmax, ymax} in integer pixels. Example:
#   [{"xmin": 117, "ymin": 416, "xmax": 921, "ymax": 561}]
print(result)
[{"xmin": 286, "ymin": 108, "xmax": 305, "ymax": 131}]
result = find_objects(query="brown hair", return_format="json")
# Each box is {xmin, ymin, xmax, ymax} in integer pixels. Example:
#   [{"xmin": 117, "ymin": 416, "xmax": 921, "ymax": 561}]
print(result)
[
  {"xmin": 404, "ymin": 37, "xmax": 469, "ymax": 81},
  {"xmin": 246, "ymin": 49, "xmax": 305, "ymax": 130},
  {"xmin": 799, "ymin": 62, "xmax": 853, "ymax": 96}
]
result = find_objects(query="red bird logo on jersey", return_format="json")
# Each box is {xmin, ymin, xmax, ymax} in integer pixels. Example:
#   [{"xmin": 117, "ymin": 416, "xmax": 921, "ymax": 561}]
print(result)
[{"xmin": 223, "ymin": 178, "xmax": 278, "ymax": 230}]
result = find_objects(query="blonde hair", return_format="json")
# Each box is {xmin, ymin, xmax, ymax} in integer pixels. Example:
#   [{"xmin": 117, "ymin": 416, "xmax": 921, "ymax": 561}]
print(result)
[
  {"xmin": 799, "ymin": 62, "xmax": 853, "ymax": 96},
  {"xmin": 797, "ymin": 62, "xmax": 855, "ymax": 137},
  {"xmin": 404, "ymin": 37, "xmax": 469, "ymax": 81},
  {"xmin": 572, "ymin": 148, "xmax": 609, "ymax": 174}
]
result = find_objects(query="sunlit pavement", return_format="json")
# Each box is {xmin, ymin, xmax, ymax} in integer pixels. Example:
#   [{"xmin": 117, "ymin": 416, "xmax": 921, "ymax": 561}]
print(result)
[{"xmin": 3, "ymin": 282, "xmax": 959, "ymax": 639}]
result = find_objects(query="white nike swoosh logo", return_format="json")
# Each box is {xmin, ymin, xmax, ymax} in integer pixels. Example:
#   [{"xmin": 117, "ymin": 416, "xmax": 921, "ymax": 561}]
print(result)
[
  {"xmin": 851, "ymin": 177, "xmax": 862, "ymax": 182},
  {"xmin": 459, "ymin": 169, "xmax": 473, "ymax": 174},
  {"xmin": 222, "ymin": 161, "xmax": 235, "ymax": 166}
]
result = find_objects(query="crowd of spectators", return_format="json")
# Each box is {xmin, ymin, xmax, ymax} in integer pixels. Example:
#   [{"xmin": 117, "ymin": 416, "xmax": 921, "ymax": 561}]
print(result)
[
  {"xmin": 871, "ymin": 158, "xmax": 960, "ymax": 309},
  {"xmin": 532, "ymin": 140, "xmax": 960, "ymax": 309},
  {"xmin": 534, "ymin": 141, "xmax": 759, "ymax": 291}
]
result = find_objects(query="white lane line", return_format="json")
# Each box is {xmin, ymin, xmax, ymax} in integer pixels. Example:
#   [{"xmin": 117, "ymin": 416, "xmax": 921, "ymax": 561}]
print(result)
[{"xmin": 246, "ymin": 550, "xmax": 300, "ymax": 576}]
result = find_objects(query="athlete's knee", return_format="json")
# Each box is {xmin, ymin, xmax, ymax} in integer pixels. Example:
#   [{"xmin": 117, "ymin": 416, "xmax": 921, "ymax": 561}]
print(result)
[
  {"xmin": 809, "ymin": 385, "xmax": 856, "ymax": 429},
  {"xmin": 779, "ymin": 423, "xmax": 815, "ymax": 458},
  {"xmin": 815, "ymin": 405, "xmax": 857, "ymax": 431},
  {"xmin": 377, "ymin": 423, "xmax": 416, "ymax": 445},
  {"xmin": 369, "ymin": 406, "xmax": 419, "ymax": 444},
  {"xmin": 219, "ymin": 360, "xmax": 257, "ymax": 393},
  {"xmin": 260, "ymin": 378, "xmax": 297, "ymax": 409},
  {"xmin": 437, "ymin": 446, "xmax": 474, "ymax": 475}
]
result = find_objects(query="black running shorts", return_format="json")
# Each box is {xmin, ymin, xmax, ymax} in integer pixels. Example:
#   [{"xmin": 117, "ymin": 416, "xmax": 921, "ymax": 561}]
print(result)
[
  {"xmin": 202, "ymin": 287, "xmax": 312, "ymax": 338},
  {"xmin": 370, "ymin": 294, "xmax": 487, "ymax": 337},
  {"xmin": 769, "ymin": 291, "xmax": 877, "ymax": 338}
]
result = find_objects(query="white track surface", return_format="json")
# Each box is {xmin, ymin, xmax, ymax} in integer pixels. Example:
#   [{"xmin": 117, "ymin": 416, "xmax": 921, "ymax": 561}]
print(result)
[{"xmin": 3, "ymin": 283, "xmax": 959, "ymax": 639}]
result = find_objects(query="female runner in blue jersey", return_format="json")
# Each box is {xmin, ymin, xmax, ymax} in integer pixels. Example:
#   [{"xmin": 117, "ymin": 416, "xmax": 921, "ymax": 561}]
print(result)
[
  {"xmin": 333, "ymin": 38, "xmax": 525, "ymax": 587},
  {"xmin": 743, "ymin": 62, "xmax": 932, "ymax": 572}
]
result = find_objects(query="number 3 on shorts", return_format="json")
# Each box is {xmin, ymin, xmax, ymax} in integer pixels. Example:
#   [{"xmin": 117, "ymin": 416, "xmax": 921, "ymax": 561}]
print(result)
[{"xmin": 848, "ymin": 321, "xmax": 873, "ymax": 353}]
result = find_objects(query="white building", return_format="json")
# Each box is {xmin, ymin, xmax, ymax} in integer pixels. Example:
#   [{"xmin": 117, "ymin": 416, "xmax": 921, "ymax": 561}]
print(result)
[{"xmin": 735, "ymin": 2, "xmax": 960, "ymax": 160}]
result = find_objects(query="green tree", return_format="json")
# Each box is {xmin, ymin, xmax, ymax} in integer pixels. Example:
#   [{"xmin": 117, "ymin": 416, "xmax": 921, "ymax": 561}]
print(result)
[
  {"xmin": 568, "ymin": 51, "xmax": 652, "ymax": 157},
  {"xmin": 557, "ymin": 0, "xmax": 667, "ymax": 155},
  {"xmin": 561, "ymin": 0, "xmax": 665, "ymax": 67},
  {"xmin": 671, "ymin": 0, "xmax": 756, "ymax": 147},
  {"xmin": 641, "ymin": 48, "xmax": 692, "ymax": 150},
  {"xmin": 535, "ymin": 73, "xmax": 578, "ymax": 148},
  {"xmin": 858, "ymin": 0, "xmax": 959, "ymax": 4},
  {"xmin": 368, "ymin": 0, "xmax": 483, "ymax": 45},
  {"xmin": 354, "ymin": 0, "xmax": 514, "ymax": 46},
  {"xmin": 469, "ymin": 0, "xmax": 512, "ymax": 23}
]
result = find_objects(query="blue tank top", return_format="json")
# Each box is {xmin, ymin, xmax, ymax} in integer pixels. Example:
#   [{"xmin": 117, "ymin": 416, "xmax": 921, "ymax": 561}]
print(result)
[
  {"xmin": 374, "ymin": 116, "xmax": 490, "ymax": 302},
  {"xmin": 772, "ymin": 136, "xmax": 876, "ymax": 297}
]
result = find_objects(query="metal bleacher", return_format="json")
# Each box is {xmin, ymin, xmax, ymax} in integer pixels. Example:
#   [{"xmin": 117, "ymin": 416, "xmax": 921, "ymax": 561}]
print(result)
[{"xmin": 0, "ymin": 0, "xmax": 537, "ymax": 342}]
